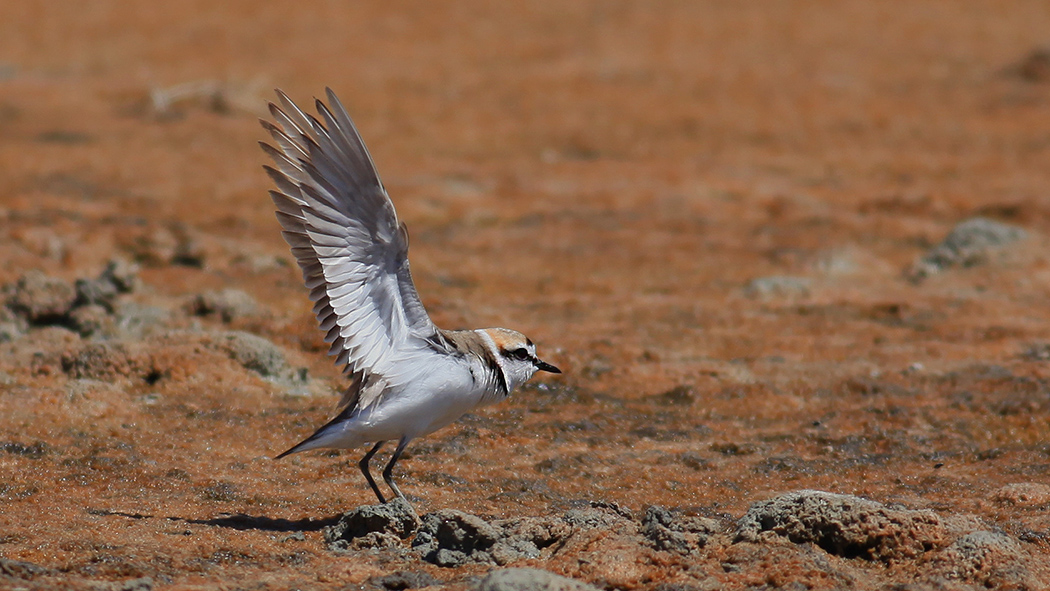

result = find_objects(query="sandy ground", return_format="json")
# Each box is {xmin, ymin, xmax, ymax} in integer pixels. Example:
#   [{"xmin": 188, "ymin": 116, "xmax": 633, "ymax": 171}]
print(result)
[{"xmin": 3, "ymin": 1, "xmax": 1050, "ymax": 589}]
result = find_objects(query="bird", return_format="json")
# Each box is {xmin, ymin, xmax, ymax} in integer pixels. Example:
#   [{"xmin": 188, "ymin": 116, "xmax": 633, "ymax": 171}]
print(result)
[{"xmin": 260, "ymin": 88, "xmax": 561, "ymax": 506}]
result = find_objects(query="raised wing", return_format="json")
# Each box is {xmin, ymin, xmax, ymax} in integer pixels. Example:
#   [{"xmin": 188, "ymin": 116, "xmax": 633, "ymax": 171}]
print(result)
[{"xmin": 260, "ymin": 88, "xmax": 443, "ymax": 389}]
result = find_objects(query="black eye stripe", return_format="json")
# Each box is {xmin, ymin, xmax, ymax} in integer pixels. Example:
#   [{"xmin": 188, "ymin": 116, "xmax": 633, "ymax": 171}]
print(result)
[{"xmin": 505, "ymin": 347, "xmax": 532, "ymax": 361}]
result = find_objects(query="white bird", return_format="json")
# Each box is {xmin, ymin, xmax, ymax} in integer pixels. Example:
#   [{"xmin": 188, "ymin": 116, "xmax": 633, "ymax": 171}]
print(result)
[{"xmin": 261, "ymin": 88, "xmax": 561, "ymax": 505}]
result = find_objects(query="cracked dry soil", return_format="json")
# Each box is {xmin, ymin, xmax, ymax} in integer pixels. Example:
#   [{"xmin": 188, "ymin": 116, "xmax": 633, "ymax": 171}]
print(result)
[{"xmin": 4, "ymin": 1, "xmax": 1050, "ymax": 589}]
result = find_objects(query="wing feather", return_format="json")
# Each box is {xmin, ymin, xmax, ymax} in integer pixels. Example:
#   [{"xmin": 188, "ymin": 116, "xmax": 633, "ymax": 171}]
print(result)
[{"xmin": 261, "ymin": 88, "xmax": 444, "ymax": 385}]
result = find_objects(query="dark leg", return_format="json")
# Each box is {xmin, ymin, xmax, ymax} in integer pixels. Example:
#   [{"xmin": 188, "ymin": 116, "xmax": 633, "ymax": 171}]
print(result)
[
  {"xmin": 383, "ymin": 437, "xmax": 410, "ymax": 501},
  {"xmin": 359, "ymin": 441, "xmax": 386, "ymax": 504}
]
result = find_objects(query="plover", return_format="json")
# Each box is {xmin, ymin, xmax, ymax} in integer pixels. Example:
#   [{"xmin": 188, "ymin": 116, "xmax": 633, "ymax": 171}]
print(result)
[{"xmin": 261, "ymin": 89, "xmax": 561, "ymax": 505}]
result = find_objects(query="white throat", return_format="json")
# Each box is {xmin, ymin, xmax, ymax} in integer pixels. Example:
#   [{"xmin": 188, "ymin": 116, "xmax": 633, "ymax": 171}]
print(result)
[{"xmin": 475, "ymin": 328, "xmax": 511, "ymax": 398}]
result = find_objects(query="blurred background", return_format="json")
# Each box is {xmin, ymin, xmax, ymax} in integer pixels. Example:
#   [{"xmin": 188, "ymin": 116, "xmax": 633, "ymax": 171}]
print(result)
[{"xmin": 2, "ymin": 1, "xmax": 1050, "ymax": 588}]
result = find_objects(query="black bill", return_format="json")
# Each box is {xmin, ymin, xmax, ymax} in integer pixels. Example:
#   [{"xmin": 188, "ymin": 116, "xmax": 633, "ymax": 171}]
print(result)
[{"xmin": 535, "ymin": 360, "xmax": 561, "ymax": 374}]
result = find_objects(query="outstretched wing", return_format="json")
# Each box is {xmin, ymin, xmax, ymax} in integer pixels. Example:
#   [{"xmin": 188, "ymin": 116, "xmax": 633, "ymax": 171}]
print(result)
[{"xmin": 260, "ymin": 88, "xmax": 444, "ymax": 398}]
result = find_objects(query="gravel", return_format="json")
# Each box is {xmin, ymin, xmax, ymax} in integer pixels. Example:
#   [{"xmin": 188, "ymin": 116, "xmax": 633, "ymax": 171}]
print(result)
[{"xmin": 734, "ymin": 489, "xmax": 947, "ymax": 562}]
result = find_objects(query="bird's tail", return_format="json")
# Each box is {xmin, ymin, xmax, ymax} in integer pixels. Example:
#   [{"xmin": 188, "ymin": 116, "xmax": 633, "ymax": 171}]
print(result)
[
  {"xmin": 273, "ymin": 404, "xmax": 362, "ymax": 459},
  {"xmin": 273, "ymin": 437, "xmax": 316, "ymax": 460}
]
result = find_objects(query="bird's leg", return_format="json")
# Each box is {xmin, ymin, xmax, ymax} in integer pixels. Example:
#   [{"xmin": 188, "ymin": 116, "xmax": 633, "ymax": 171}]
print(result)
[
  {"xmin": 359, "ymin": 441, "xmax": 386, "ymax": 504},
  {"xmin": 383, "ymin": 437, "xmax": 410, "ymax": 501}
]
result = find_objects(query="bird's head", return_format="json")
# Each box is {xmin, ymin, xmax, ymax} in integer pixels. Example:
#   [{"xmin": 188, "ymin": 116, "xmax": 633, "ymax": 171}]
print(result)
[{"xmin": 482, "ymin": 328, "xmax": 561, "ymax": 393}]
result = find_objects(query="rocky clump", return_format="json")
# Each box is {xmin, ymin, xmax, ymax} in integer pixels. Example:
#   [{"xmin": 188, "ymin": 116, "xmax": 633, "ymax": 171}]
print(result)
[
  {"xmin": 60, "ymin": 342, "xmax": 157, "ymax": 381},
  {"xmin": 743, "ymin": 275, "xmax": 812, "ymax": 299},
  {"xmin": 4, "ymin": 270, "xmax": 76, "ymax": 325},
  {"xmin": 129, "ymin": 222, "xmax": 206, "ymax": 268},
  {"xmin": 75, "ymin": 259, "xmax": 140, "ymax": 309},
  {"xmin": 208, "ymin": 330, "xmax": 291, "ymax": 378},
  {"xmin": 907, "ymin": 217, "xmax": 1026, "ymax": 282},
  {"xmin": 203, "ymin": 330, "xmax": 316, "ymax": 395},
  {"xmin": 0, "ymin": 556, "xmax": 50, "ymax": 580},
  {"xmin": 413, "ymin": 510, "xmax": 511, "ymax": 566},
  {"xmin": 1, "ymin": 260, "xmax": 139, "ymax": 339},
  {"xmin": 991, "ymin": 482, "xmax": 1050, "ymax": 507},
  {"xmin": 730, "ymin": 490, "xmax": 1050, "ymax": 586},
  {"xmin": 925, "ymin": 531, "xmax": 1048, "ymax": 588},
  {"xmin": 413, "ymin": 509, "xmax": 583, "ymax": 567},
  {"xmin": 327, "ymin": 500, "xmax": 716, "ymax": 571},
  {"xmin": 324, "ymin": 498, "xmax": 420, "ymax": 551},
  {"xmin": 414, "ymin": 503, "xmax": 656, "ymax": 568},
  {"xmin": 478, "ymin": 568, "xmax": 600, "ymax": 591},
  {"xmin": 367, "ymin": 570, "xmax": 442, "ymax": 590},
  {"xmin": 735, "ymin": 490, "xmax": 947, "ymax": 562},
  {"xmin": 188, "ymin": 288, "xmax": 262, "ymax": 323},
  {"xmin": 640, "ymin": 505, "xmax": 715, "ymax": 555}
]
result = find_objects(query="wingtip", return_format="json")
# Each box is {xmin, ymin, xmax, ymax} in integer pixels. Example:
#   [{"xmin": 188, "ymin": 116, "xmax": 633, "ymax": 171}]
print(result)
[{"xmin": 267, "ymin": 101, "xmax": 286, "ymax": 121}]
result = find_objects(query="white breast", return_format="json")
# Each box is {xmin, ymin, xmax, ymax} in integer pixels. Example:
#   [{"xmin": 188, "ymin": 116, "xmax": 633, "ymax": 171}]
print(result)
[{"xmin": 343, "ymin": 354, "xmax": 490, "ymax": 443}]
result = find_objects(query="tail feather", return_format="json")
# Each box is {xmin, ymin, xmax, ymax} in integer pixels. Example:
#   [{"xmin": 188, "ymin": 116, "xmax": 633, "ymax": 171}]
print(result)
[
  {"xmin": 273, "ymin": 433, "xmax": 323, "ymax": 459},
  {"xmin": 273, "ymin": 403, "xmax": 363, "ymax": 460},
  {"xmin": 273, "ymin": 423, "xmax": 339, "ymax": 459}
]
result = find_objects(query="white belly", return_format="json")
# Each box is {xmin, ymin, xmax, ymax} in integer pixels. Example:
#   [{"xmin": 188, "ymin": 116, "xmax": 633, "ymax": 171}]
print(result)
[{"xmin": 323, "ymin": 356, "xmax": 489, "ymax": 447}]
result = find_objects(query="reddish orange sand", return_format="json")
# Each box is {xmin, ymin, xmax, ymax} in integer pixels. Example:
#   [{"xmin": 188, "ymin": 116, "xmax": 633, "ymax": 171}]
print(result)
[{"xmin": 2, "ymin": 2, "xmax": 1050, "ymax": 589}]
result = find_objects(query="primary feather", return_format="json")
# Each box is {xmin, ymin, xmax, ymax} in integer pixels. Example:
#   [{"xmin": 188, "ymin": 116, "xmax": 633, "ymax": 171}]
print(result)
[{"xmin": 261, "ymin": 89, "xmax": 447, "ymax": 407}]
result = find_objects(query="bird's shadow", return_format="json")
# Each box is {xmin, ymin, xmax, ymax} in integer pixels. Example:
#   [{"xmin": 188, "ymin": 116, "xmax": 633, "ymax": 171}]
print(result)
[
  {"xmin": 185, "ymin": 513, "xmax": 343, "ymax": 532},
  {"xmin": 90, "ymin": 509, "xmax": 343, "ymax": 532}
]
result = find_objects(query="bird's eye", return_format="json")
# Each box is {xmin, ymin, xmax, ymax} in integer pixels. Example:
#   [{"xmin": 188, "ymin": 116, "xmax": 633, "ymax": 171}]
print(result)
[{"xmin": 508, "ymin": 348, "xmax": 531, "ymax": 361}]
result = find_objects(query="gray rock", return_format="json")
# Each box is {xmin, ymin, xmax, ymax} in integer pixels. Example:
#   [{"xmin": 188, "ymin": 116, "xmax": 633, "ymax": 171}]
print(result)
[
  {"xmin": 75, "ymin": 275, "xmax": 120, "ymax": 310},
  {"xmin": 74, "ymin": 258, "xmax": 138, "ymax": 310},
  {"xmin": 116, "ymin": 577, "xmax": 154, "ymax": 591},
  {"xmin": 498, "ymin": 515, "xmax": 572, "ymax": 551},
  {"xmin": 99, "ymin": 258, "xmax": 140, "ymax": 293},
  {"xmin": 69, "ymin": 303, "xmax": 112, "ymax": 337},
  {"xmin": 641, "ymin": 505, "xmax": 713, "ymax": 555},
  {"xmin": 369, "ymin": 570, "xmax": 442, "ymax": 590},
  {"xmin": 0, "ymin": 556, "xmax": 49, "ymax": 579},
  {"xmin": 927, "ymin": 531, "xmax": 1045, "ymax": 588},
  {"xmin": 88, "ymin": 577, "xmax": 154, "ymax": 591},
  {"xmin": 0, "ymin": 323, "xmax": 21, "ymax": 341},
  {"xmin": 735, "ymin": 490, "xmax": 948, "ymax": 562},
  {"xmin": 60, "ymin": 342, "xmax": 148, "ymax": 381},
  {"xmin": 189, "ymin": 288, "xmax": 261, "ymax": 323},
  {"xmin": 414, "ymin": 509, "xmax": 503, "ymax": 566},
  {"xmin": 113, "ymin": 302, "xmax": 171, "ymax": 339},
  {"xmin": 991, "ymin": 482, "xmax": 1050, "ymax": 506},
  {"xmin": 0, "ymin": 304, "xmax": 26, "ymax": 342},
  {"xmin": 0, "ymin": 441, "xmax": 49, "ymax": 459},
  {"xmin": 5, "ymin": 270, "xmax": 77, "ymax": 324},
  {"xmin": 477, "ymin": 568, "xmax": 599, "ymax": 591},
  {"xmin": 490, "ymin": 515, "xmax": 574, "ymax": 565},
  {"xmin": 908, "ymin": 217, "xmax": 1026, "ymax": 281},
  {"xmin": 561, "ymin": 502, "xmax": 633, "ymax": 529},
  {"xmin": 412, "ymin": 510, "xmax": 559, "ymax": 567},
  {"xmin": 743, "ymin": 275, "xmax": 812, "ymax": 299},
  {"xmin": 132, "ymin": 224, "xmax": 205, "ymax": 268},
  {"xmin": 413, "ymin": 504, "xmax": 637, "ymax": 568},
  {"xmin": 211, "ymin": 330, "xmax": 288, "ymax": 377},
  {"xmin": 323, "ymin": 497, "xmax": 419, "ymax": 551}
]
